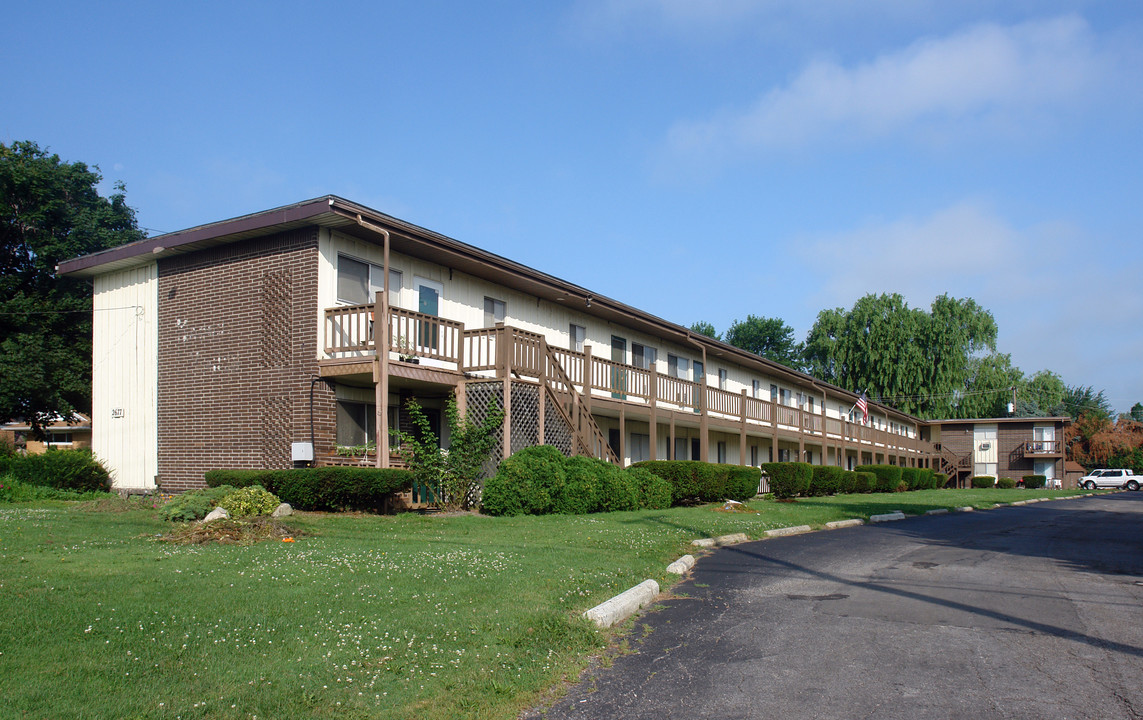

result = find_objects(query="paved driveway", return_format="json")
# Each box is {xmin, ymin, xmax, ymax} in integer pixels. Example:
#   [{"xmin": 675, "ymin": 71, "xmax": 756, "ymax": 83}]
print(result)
[{"xmin": 541, "ymin": 493, "xmax": 1143, "ymax": 720}]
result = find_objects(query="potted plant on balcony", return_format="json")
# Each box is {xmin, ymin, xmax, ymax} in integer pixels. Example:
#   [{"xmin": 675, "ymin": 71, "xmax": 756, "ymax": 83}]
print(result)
[{"xmin": 396, "ymin": 335, "xmax": 419, "ymax": 364}]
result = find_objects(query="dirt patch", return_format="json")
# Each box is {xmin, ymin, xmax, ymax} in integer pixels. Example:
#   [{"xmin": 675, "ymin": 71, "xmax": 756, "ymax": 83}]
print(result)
[{"xmin": 158, "ymin": 516, "xmax": 303, "ymax": 545}]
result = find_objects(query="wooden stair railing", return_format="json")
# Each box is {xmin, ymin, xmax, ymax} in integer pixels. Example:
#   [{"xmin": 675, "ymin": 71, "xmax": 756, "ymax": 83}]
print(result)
[{"xmin": 541, "ymin": 339, "xmax": 619, "ymax": 464}]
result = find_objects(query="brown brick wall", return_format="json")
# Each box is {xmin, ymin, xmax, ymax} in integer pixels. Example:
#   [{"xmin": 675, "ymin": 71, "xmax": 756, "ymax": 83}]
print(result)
[{"xmin": 155, "ymin": 228, "xmax": 336, "ymax": 492}]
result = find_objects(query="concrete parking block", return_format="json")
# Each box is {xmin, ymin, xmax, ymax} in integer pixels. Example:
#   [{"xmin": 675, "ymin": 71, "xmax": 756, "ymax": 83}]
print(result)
[{"xmin": 583, "ymin": 579, "xmax": 660, "ymax": 628}]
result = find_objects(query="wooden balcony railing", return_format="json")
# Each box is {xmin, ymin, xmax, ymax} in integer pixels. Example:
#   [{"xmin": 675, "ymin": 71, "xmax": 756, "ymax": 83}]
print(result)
[{"xmin": 323, "ymin": 305, "xmax": 930, "ymax": 459}]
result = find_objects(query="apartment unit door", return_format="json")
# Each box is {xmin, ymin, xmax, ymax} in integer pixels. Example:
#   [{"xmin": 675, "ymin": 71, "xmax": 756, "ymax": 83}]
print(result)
[{"xmin": 416, "ymin": 277, "xmax": 441, "ymax": 352}]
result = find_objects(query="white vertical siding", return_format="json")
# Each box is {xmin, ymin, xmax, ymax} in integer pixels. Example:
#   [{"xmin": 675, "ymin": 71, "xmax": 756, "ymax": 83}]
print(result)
[{"xmin": 93, "ymin": 264, "xmax": 158, "ymax": 489}]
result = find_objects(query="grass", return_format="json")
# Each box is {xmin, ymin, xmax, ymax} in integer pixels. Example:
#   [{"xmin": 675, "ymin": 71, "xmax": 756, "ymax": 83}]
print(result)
[{"xmin": 0, "ymin": 486, "xmax": 1096, "ymax": 719}]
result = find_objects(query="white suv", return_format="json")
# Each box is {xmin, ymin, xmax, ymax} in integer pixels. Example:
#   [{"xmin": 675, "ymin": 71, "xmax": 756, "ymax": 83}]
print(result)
[{"xmin": 1079, "ymin": 468, "xmax": 1141, "ymax": 491}]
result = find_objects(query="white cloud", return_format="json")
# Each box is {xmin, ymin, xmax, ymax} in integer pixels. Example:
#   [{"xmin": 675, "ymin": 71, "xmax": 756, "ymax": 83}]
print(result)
[{"xmin": 666, "ymin": 15, "xmax": 1114, "ymax": 158}]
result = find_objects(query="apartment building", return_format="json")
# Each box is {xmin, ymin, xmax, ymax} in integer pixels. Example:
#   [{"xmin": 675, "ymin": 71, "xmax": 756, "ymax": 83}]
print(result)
[
  {"xmin": 60, "ymin": 196, "xmax": 933, "ymax": 493},
  {"xmin": 922, "ymin": 417, "xmax": 1070, "ymax": 488}
]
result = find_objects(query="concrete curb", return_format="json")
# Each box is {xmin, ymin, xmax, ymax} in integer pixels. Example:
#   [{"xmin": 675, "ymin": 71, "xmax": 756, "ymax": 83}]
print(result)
[
  {"xmin": 583, "ymin": 579, "xmax": 660, "ymax": 628},
  {"xmin": 870, "ymin": 511, "xmax": 906, "ymax": 523},
  {"xmin": 825, "ymin": 518, "xmax": 864, "ymax": 529},
  {"xmin": 666, "ymin": 555, "xmax": 696, "ymax": 575},
  {"xmin": 955, "ymin": 506, "xmax": 974, "ymax": 512},
  {"xmin": 691, "ymin": 532, "xmax": 749, "ymax": 548},
  {"xmin": 765, "ymin": 525, "xmax": 812, "ymax": 538},
  {"xmin": 924, "ymin": 508, "xmax": 949, "ymax": 516}
]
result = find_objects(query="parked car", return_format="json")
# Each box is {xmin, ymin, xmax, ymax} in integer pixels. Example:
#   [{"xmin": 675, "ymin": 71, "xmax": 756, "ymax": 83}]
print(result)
[{"xmin": 1079, "ymin": 468, "xmax": 1141, "ymax": 491}]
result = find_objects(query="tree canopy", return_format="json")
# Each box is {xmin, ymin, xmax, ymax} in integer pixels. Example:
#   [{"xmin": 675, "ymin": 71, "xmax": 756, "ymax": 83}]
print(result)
[
  {"xmin": 0, "ymin": 140, "xmax": 144, "ymax": 436},
  {"xmin": 688, "ymin": 321, "xmax": 720, "ymax": 341},
  {"xmin": 724, "ymin": 314, "xmax": 802, "ymax": 370},
  {"xmin": 802, "ymin": 293, "xmax": 997, "ymax": 418}
]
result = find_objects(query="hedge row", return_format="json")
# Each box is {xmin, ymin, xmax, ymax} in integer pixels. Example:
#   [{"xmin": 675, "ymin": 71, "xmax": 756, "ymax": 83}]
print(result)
[
  {"xmin": 629, "ymin": 460, "xmax": 760, "ymax": 505},
  {"xmin": 760, "ymin": 462, "xmax": 946, "ymax": 499},
  {"xmin": 0, "ymin": 449, "xmax": 111, "ymax": 493},
  {"xmin": 481, "ymin": 446, "xmax": 673, "ymax": 516},
  {"xmin": 971, "ymin": 475, "xmax": 996, "ymax": 489},
  {"xmin": 1021, "ymin": 475, "xmax": 1047, "ymax": 489},
  {"xmin": 204, "ymin": 467, "xmax": 412, "ymax": 512}
]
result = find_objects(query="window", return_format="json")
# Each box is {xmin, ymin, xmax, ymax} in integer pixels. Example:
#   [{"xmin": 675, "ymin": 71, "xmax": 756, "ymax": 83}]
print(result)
[
  {"xmin": 778, "ymin": 448, "xmax": 791, "ymax": 462},
  {"xmin": 569, "ymin": 324, "xmax": 585, "ymax": 352},
  {"xmin": 632, "ymin": 343, "xmax": 657, "ymax": 370},
  {"xmin": 806, "ymin": 397, "xmax": 814, "ymax": 413},
  {"xmin": 750, "ymin": 445, "xmax": 759, "ymax": 466},
  {"xmin": 718, "ymin": 368, "xmax": 728, "ymax": 390},
  {"xmin": 668, "ymin": 354, "xmax": 689, "ymax": 379},
  {"xmin": 779, "ymin": 388, "xmax": 790, "ymax": 406},
  {"xmin": 717, "ymin": 441, "xmax": 727, "ymax": 464},
  {"xmin": 46, "ymin": 432, "xmax": 73, "ymax": 446},
  {"xmin": 484, "ymin": 297, "xmax": 506, "ymax": 327},
  {"xmin": 770, "ymin": 384, "xmax": 778, "ymax": 403},
  {"xmin": 693, "ymin": 360, "xmax": 704, "ymax": 384},
  {"xmin": 753, "ymin": 380, "xmax": 761, "ymax": 398},
  {"xmin": 631, "ymin": 433, "xmax": 650, "ymax": 463},
  {"xmin": 674, "ymin": 437, "xmax": 689, "ymax": 460},
  {"xmin": 337, "ymin": 255, "xmax": 401, "ymax": 306},
  {"xmin": 337, "ymin": 401, "xmax": 375, "ymax": 447}
]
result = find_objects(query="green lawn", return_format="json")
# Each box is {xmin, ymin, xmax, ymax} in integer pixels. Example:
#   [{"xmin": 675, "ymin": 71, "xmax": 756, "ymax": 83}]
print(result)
[{"xmin": 0, "ymin": 488, "xmax": 1096, "ymax": 719}]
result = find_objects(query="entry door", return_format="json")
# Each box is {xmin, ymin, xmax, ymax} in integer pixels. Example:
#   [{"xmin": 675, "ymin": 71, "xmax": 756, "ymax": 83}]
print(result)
[
  {"xmin": 611, "ymin": 336, "xmax": 627, "ymax": 399},
  {"xmin": 416, "ymin": 278, "xmax": 441, "ymax": 352}
]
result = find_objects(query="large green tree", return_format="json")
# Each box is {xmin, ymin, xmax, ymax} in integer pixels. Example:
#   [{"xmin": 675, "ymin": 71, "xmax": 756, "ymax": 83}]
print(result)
[
  {"xmin": 0, "ymin": 141, "xmax": 144, "ymax": 436},
  {"xmin": 802, "ymin": 293, "xmax": 997, "ymax": 418},
  {"xmin": 688, "ymin": 321, "xmax": 720, "ymax": 341},
  {"xmin": 724, "ymin": 314, "xmax": 802, "ymax": 370}
]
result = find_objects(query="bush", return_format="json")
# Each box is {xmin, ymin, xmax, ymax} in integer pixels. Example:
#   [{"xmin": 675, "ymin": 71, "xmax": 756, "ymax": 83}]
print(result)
[
  {"xmin": 6, "ymin": 449, "xmax": 111, "ymax": 492},
  {"xmin": 159, "ymin": 485, "xmax": 236, "ymax": 522},
  {"xmin": 809, "ymin": 466, "xmax": 845, "ymax": 496},
  {"xmin": 0, "ymin": 475, "xmax": 107, "ymax": 503},
  {"xmin": 855, "ymin": 464, "xmax": 904, "ymax": 493},
  {"xmin": 850, "ymin": 471, "xmax": 876, "ymax": 493},
  {"xmin": 626, "ymin": 466, "xmax": 672, "ymax": 510},
  {"xmin": 204, "ymin": 468, "xmax": 412, "ymax": 512},
  {"xmin": 917, "ymin": 468, "xmax": 936, "ymax": 489},
  {"xmin": 760, "ymin": 462, "xmax": 812, "ymax": 499},
  {"xmin": 596, "ymin": 461, "xmax": 638, "ymax": 513},
  {"xmin": 934, "ymin": 472, "xmax": 949, "ymax": 489},
  {"xmin": 996, "ymin": 477, "xmax": 1017, "ymax": 489},
  {"xmin": 480, "ymin": 445, "xmax": 567, "ymax": 516},
  {"xmin": 218, "ymin": 485, "xmax": 280, "ymax": 518},
  {"xmin": 631, "ymin": 460, "xmax": 758, "ymax": 505},
  {"xmin": 1022, "ymin": 475, "xmax": 1047, "ymax": 489},
  {"xmin": 971, "ymin": 475, "xmax": 996, "ymax": 489},
  {"xmin": 900, "ymin": 467, "xmax": 919, "ymax": 490},
  {"xmin": 555, "ymin": 455, "xmax": 606, "ymax": 515}
]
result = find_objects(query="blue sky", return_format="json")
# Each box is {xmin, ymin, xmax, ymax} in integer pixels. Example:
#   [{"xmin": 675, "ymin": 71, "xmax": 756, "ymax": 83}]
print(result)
[{"xmin": 5, "ymin": 1, "xmax": 1142, "ymax": 412}]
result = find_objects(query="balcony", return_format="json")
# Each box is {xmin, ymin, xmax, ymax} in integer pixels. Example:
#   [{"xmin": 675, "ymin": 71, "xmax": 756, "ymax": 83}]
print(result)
[
  {"xmin": 323, "ymin": 303, "xmax": 932, "ymax": 460},
  {"xmin": 1012, "ymin": 439, "xmax": 1063, "ymax": 459}
]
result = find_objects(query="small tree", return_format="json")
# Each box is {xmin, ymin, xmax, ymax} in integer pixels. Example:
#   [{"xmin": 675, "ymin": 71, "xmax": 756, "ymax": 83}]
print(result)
[{"xmin": 391, "ymin": 394, "xmax": 503, "ymax": 511}]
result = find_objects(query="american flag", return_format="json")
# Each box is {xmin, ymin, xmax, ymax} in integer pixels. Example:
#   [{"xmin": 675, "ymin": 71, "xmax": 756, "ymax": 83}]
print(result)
[{"xmin": 856, "ymin": 392, "xmax": 869, "ymax": 424}]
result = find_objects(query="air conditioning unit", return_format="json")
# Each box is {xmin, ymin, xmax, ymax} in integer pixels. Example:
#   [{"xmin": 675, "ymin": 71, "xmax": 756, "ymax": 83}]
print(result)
[{"xmin": 979, "ymin": 442, "xmax": 991, "ymax": 451}]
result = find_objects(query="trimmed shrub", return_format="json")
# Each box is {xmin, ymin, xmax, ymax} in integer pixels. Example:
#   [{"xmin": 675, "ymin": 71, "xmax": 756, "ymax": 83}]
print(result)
[
  {"xmin": 204, "ymin": 467, "xmax": 412, "ymax": 512},
  {"xmin": 934, "ymin": 472, "xmax": 949, "ymax": 489},
  {"xmin": 971, "ymin": 475, "xmax": 996, "ymax": 489},
  {"xmin": 626, "ymin": 466, "xmax": 672, "ymax": 510},
  {"xmin": 851, "ymin": 471, "xmax": 876, "ymax": 493},
  {"xmin": 481, "ymin": 445, "xmax": 567, "ymax": 516},
  {"xmin": 760, "ymin": 462, "xmax": 812, "ymax": 499},
  {"xmin": 6, "ymin": 449, "xmax": 111, "ymax": 492},
  {"xmin": 855, "ymin": 464, "xmax": 904, "ymax": 493},
  {"xmin": 596, "ymin": 461, "xmax": 638, "ymax": 513},
  {"xmin": 159, "ymin": 485, "xmax": 236, "ymax": 522},
  {"xmin": 219, "ymin": 485, "xmax": 280, "ymax": 518},
  {"xmin": 917, "ymin": 468, "xmax": 936, "ymax": 489},
  {"xmin": 900, "ymin": 467, "xmax": 920, "ymax": 490},
  {"xmin": 996, "ymin": 477, "xmax": 1017, "ymax": 489},
  {"xmin": 1022, "ymin": 475, "xmax": 1047, "ymax": 489},
  {"xmin": 631, "ymin": 460, "xmax": 759, "ymax": 505},
  {"xmin": 556, "ymin": 456, "xmax": 606, "ymax": 515},
  {"xmin": 809, "ymin": 466, "xmax": 845, "ymax": 496}
]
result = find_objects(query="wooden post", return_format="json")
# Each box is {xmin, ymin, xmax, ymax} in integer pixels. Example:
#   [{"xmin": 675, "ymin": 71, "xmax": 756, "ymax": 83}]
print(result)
[
  {"xmin": 537, "ymin": 341, "xmax": 546, "ymax": 446},
  {"xmin": 669, "ymin": 414, "xmax": 676, "ymax": 460},
  {"xmin": 739, "ymin": 389, "xmax": 748, "ymax": 466},
  {"xmin": 582, "ymin": 344, "xmax": 593, "ymax": 416},
  {"xmin": 375, "ymin": 290, "xmax": 390, "ymax": 469},
  {"xmin": 499, "ymin": 324, "xmax": 512, "ymax": 460},
  {"xmin": 649, "ymin": 363, "xmax": 658, "ymax": 461},
  {"xmin": 618, "ymin": 406, "xmax": 626, "ymax": 467},
  {"xmin": 770, "ymin": 398, "xmax": 779, "ymax": 464},
  {"xmin": 698, "ymin": 377, "xmax": 709, "ymax": 462}
]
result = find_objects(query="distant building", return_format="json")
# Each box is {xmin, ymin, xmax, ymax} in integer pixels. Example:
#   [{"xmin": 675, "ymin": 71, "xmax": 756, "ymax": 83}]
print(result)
[
  {"xmin": 0, "ymin": 414, "xmax": 92, "ymax": 455},
  {"xmin": 922, "ymin": 417, "xmax": 1071, "ymax": 488}
]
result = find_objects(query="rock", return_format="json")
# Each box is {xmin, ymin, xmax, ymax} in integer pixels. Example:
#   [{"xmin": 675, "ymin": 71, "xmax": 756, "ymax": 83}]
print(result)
[
  {"xmin": 203, "ymin": 507, "xmax": 229, "ymax": 523},
  {"xmin": 272, "ymin": 502, "xmax": 293, "ymax": 517},
  {"xmin": 723, "ymin": 500, "xmax": 743, "ymax": 510}
]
